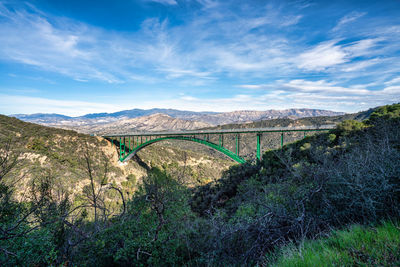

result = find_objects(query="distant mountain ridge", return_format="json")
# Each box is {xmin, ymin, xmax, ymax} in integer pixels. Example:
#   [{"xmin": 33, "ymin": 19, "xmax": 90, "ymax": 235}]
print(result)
[
  {"xmin": 13, "ymin": 108, "xmax": 217, "ymax": 121},
  {"xmin": 183, "ymin": 109, "xmax": 344, "ymax": 125},
  {"xmin": 11, "ymin": 107, "xmax": 345, "ymax": 134},
  {"xmin": 12, "ymin": 107, "xmax": 344, "ymax": 125},
  {"xmin": 80, "ymin": 108, "xmax": 218, "ymax": 120}
]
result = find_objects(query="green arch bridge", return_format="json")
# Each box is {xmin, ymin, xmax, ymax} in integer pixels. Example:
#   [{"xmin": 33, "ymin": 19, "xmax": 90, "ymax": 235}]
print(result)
[{"xmin": 102, "ymin": 125, "xmax": 335, "ymax": 164}]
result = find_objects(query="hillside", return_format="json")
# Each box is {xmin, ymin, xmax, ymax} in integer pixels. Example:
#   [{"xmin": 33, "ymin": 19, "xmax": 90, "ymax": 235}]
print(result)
[
  {"xmin": 206, "ymin": 107, "xmax": 373, "ymax": 130},
  {"xmin": 185, "ymin": 108, "xmax": 344, "ymax": 125},
  {"xmin": 51, "ymin": 113, "xmax": 212, "ymax": 134},
  {"xmin": 189, "ymin": 104, "xmax": 400, "ymax": 265},
  {"xmin": 0, "ymin": 115, "xmax": 233, "ymax": 200}
]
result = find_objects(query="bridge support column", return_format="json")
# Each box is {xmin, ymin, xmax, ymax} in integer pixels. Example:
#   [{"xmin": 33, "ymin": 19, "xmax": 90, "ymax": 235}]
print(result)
[
  {"xmin": 257, "ymin": 133, "xmax": 262, "ymax": 160},
  {"xmin": 119, "ymin": 137, "xmax": 122, "ymax": 160},
  {"xmin": 281, "ymin": 133, "xmax": 284, "ymax": 148},
  {"xmin": 128, "ymin": 137, "xmax": 131, "ymax": 151},
  {"xmin": 236, "ymin": 134, "xmax": 240, "ymax": 155},
  {"xmin": 219, "ymin": 134, "xmax": 224, "ymax": 147},
  {"xmin": 123, "ymin": 137, "xmax": 126, "ymax": 156}
]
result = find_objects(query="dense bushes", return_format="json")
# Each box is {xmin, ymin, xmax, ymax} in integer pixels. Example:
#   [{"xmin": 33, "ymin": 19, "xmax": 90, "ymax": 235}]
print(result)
[
  {"xmin": 188, "ymin": 107, "xmax": 400, "ymax": 265},
  {"xmin": 71, "ymin": 168, "xmax": 195, "ymax": 266}
]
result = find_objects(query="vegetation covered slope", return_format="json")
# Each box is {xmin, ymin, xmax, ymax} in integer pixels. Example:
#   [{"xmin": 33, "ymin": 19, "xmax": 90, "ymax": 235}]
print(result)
[
  {"xmin": 206, "ymin": 107, "xmax": 373, "ymax": 130},
  {"xmin": 189, "ymin": 103, "xmax": 400, "ymax": 265},
  {"xmin": 0, "ymin": 115, "xmax": 232, "ymax": 197},
  {"xmin": 0, "ymin": 103, "xmax": 399, "ymax": 266}
]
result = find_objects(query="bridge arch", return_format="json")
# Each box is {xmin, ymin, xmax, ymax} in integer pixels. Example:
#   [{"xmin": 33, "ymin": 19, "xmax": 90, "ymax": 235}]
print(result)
[{"xmin": 119, "ymin": 136, "xmax": 246, "ymax": 164}]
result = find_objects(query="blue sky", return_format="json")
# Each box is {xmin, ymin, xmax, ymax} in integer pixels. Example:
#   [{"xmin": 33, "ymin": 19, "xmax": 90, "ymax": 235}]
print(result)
[{"xmin": 0, "ymin": 0, "xmax": 399, "ymax": 116}]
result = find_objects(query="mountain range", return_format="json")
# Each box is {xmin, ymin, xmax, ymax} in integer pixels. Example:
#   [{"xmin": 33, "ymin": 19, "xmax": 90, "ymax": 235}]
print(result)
[{"xmin": 12, "ymin": 108, "xmax": 345, "ymax": 134}]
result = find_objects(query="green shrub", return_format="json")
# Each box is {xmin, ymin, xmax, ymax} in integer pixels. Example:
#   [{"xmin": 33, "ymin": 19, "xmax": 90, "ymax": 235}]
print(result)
[
  {"xmin": 369, "ymin": 103, "xmax": 400, "ymax": 121},
  {"xmin": 270, "ymin": 221, "xmax": 400, "ymax": 267},
  {"xmin": 0, "ymin": 227, "xmax": 58, "ymax": 266},
  {"xmin": 337, "ymin": 120, "xmax": 366, "ymax": 134}
]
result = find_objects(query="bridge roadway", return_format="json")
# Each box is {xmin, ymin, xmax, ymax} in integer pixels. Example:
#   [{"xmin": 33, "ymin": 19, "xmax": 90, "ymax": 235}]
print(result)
[{"xmin": 102, "ymin": 125, "xmax": 336, "ymax": 163}]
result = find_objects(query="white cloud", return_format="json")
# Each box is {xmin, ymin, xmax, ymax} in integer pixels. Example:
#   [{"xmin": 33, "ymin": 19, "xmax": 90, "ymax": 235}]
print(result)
[
  {"xmin": 297, "ymin": 41, "xmax": 348, "ymax": 71},
  {"xmin": 383, "ymin": 86, "xmax": 400, "ymax": 94},
  {"xmin": 385, "ymin": 77, "xmax": 400, "ymax": 85},
  {"xmin": 0, "ymin": 2, "xmax": 394, "ymax": 85},
  {"xmin": 343, "ymin": 38, "xmax": 383, "ymax": 57},
  {"xmin": 148, "ymin": 0, "xmax": 177, "ymax": 5},
  {"xmin": 281, "ymin": 15, "xmax": 303, "ymax": 27},
  {"xmin": 157, "ymin": 68, "xmax": 212, "ymax": 79},
  {"xmin": 341, "ymin": 58, "xmax": 380, "ymax": 72},
  {"xmin": 332, "ymin": 11, "xmax": 366, "ymax": 32},
  {"xmin": 195, "ymin": 0, "xmax": 219, "ymax": 9},
  {"xmin": 282, "ymin": 79, "xmax": 370, "ymax": 95},
  {"xmin": 296, "ymin": 37, "xmax": 387, "ymax": 73},
  {"xmin": 239, "ymin": 84, "xmax": 269, "ymax": 90}
]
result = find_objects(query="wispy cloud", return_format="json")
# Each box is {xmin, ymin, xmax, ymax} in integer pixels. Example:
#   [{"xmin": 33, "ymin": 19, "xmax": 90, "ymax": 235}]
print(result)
[
  {"xmin": 0, "ymin": 2, "xmax": 123, "ymax": 83},
  {"xmin": 0, "ymin": 1, "xmax": 394, "ymax": 84},
  {"xmin": 282, "ymin": 79, "xmax": 370, "ymax": 95},
  {"xmin": 297, "ymin": 41, "xmax": 348, "ymax": 71},
  {"xmin": 238, "ymin": 84, "xmax": 270, "ymax": 90},
  {"xmin": 343, "ymin": 38, "xmax": 383, "ymax": 57},
  {"xmin": 332, "ymin": 11, "xmax": 366, "ymax": 32},
  {"xmin": 296, "ymin": 37, "xmax": 388, "ymax": 74},
  {"xmin": 341, "ymin": 58, "xmax": 380, "ymax": 72},
  {"xmin": 195, "ymin": 0, "xmax": 219, "ymax": 9},
  {"xmin": 385, "ymin": 77, "xmax": 400, "ymax": 85},
  {"xmin": 281, "ymin": 15, "xmax": 303, "ymax": 27},
  {"xmin": 147, "ymin": 0, "xmax": 177, "ymax": 5}
]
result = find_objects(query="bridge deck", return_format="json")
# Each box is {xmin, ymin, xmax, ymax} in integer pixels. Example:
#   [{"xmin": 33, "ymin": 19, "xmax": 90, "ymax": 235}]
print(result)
[{"xmin": 102, "ymin": 125, "xmax": 336, "ymax": 137}]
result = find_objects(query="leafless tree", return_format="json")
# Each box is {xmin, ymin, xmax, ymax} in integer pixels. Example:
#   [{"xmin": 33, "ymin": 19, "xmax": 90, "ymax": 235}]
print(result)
[{"xmin": 81, "ymin": 141, "xmax": 126, "ymax": 230}]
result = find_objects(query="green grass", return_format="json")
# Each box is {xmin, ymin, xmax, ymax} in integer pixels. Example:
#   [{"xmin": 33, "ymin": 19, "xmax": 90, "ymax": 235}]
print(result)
[{"xmin": 271, "ymin": 221, "xmax": 400, "ymax": 267}]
